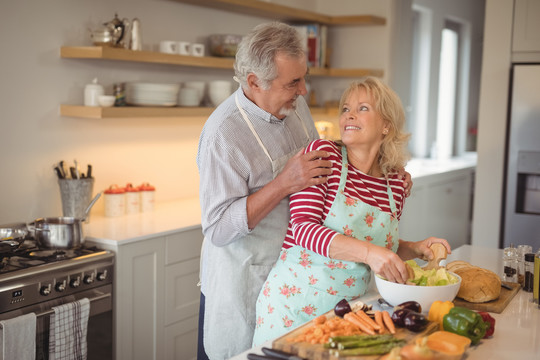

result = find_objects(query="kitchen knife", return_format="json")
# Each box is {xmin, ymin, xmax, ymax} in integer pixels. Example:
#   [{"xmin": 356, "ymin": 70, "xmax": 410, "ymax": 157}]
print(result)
[
  {"xmin": 501, "ymin": 282, "xmax": 512, "ymax": 290},
  {"xmin": 261, "ymin": 347, "xmax": 305, "ymax": 360}
]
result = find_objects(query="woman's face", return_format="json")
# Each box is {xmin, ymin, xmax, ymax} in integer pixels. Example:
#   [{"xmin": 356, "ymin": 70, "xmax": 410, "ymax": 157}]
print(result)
[
  {"xmin": 339, "ymin": 88, "xmax": 388, "ymax": 149},
  {"xmin": 251, "ymin": 53, "xmax": 308, "ymax": 119}
]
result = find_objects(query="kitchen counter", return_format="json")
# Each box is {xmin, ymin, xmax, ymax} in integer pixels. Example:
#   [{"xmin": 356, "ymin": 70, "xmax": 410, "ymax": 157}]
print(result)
[
  {"xmin": 84, "ymin": 155, "xmax": 476, "ymax": 246},
  {"xmin": 85, "ymin": 196, "xmax": 201, "ymax": 246},
  {"xmin": 231, "ymin": 245, "xmax": 540, "ymax": 360}
]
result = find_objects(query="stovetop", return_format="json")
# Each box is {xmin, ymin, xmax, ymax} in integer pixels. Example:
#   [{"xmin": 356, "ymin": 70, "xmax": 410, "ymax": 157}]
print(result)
[{"xmin": 0, "ymin": 240, "xmax": 108, "ymax": 274}]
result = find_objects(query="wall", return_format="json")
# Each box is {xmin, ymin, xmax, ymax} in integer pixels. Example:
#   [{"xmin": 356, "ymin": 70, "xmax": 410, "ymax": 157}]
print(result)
[{"xmin": 0, "ymin": 0, "xmax": 389, "ymax": 223}]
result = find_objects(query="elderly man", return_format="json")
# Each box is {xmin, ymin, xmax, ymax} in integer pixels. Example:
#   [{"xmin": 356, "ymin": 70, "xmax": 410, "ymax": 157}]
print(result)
[{"xmin": 196, "ymin": 22, "xmax": 409, "ymax": 359}]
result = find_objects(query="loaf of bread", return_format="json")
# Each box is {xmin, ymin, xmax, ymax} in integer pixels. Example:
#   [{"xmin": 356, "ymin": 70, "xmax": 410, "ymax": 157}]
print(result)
[{"xmin": 447, "ymin": 260, "xmax": 501, "ymax": 303}]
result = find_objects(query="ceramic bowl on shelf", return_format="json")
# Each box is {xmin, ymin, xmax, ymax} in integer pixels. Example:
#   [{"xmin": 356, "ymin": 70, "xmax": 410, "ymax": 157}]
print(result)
[
  {"xmin": 208, "ymin": 80, "xmax": 233, "ymax": 107},
  {"xmin": 98, "ymin": 95, "xmax": 116, "ymax": 107}
]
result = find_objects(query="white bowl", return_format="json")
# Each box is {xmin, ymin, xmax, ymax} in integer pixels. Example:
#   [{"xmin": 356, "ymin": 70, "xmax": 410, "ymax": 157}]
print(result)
[
  {"xmin": 98, "ymin": 95, "xmax": 116, "ymax": 107},
  {"xmin": 374, "ymin": 272, "xmax": 461, "ymax": 314}
]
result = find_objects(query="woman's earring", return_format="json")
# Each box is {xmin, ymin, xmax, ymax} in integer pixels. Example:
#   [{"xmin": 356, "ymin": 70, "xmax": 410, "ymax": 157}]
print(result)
[{"xmin": 383, "ymin": 129, "xmax": 389, "ymax": 135}]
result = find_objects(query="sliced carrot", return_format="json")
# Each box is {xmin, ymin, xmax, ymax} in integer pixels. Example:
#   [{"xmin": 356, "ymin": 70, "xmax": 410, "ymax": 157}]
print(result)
[
  {"xmin": 344, "ymin": 312, "xmax": 376, "ymax": 335},
  {"xmin": 356, "ymin": 310, "xmax": 381, "ymax": 331},
  {"xmin": 313, "ymin": 315, "xmax": 326, "ymax": 325},
  {"xmin": 382, "ymin": 310, "xmax": 396, "ymax": 334},
  {"xmin": 374, "ymin": 311, "xmax": 386, "ymax": 334}
]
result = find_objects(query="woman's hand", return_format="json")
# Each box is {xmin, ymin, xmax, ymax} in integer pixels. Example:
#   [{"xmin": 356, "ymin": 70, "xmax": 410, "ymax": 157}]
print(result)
[
  {"xmin": 411, "ymin": 237, "xmax": 452, "ymax": 261},
  {"xmin": 364, "ymin": 243, "xmax": 410, "ymax": 284},
  {"xmin": 397, "ymin": 169, "xmax": 413, "ymax": 197}
]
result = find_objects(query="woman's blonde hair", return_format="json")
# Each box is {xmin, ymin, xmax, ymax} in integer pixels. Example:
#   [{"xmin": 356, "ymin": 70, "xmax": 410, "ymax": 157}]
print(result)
[{"xmin": 339, "ymin": 77, "xmax": 411, "ymax": 176}]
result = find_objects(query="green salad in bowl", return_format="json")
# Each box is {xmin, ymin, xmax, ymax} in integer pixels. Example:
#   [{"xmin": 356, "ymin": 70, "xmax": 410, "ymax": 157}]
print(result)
[{"xmin": 405, "ymin": 260, "xmax": 460, "ymax": 286}]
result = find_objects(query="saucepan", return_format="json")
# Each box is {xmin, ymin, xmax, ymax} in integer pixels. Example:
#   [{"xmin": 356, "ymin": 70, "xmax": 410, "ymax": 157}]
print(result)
[
  {"xmin": 28, "ymin": 192, "xmax": 101, "ymax": 249},
  {"xmin": 0, "ymin": 227, "xmax": 29, "ymax": 255}
]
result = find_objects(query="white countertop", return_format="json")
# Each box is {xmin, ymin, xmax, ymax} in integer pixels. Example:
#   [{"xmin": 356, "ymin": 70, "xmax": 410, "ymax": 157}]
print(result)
[
  {"xmin": 84, "ymin": 155, "xmax": 476, "ymax": 246},
  {"xmin": 231, "ymin": 245, "xmax": 540, "ymax": 360},
  {"xmin": 85, "ymin": 197, "xmax": 201, "ymax": 246}
]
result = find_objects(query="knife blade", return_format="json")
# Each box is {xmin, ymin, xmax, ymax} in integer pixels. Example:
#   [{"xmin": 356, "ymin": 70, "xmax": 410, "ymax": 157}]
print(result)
[
  {"xmin": 501, "ymin": 282, "xmax": 512, "ymax": 290},
  {"xmin": 261, "ymin": 347, "xmax": 305, "ymax": 360}
]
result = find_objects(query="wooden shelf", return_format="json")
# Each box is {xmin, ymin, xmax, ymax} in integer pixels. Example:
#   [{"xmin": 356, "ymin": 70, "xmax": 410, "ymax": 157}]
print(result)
[
  {"xmin": 60, "ymin": 105, "xmax": 214, "ymax": 119},
  {"xmin": 171, "ymin": 0, "xmax": 386, "ymax": 25},
  {"xmin": 61, "ymin": 46, "xmax": 383, "ymax": 77}
]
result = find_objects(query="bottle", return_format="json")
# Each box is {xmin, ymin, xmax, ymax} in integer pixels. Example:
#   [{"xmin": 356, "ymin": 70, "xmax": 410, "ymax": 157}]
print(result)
[
  {"xmin": 84, "ymin": 78, "xmax": 104, "ymax": 107},
  {"xmin": 113, "ymin": 83, "xmax": 126, "ymax": 106},
  {"xmin": 534, "ymin": 249, "xmax": 540, "ymax": 304},
  {"xmin": 517, "ymin": 245, "xmax": 532, "ymax": 286},
  {"xmin": 524, "ymin": 253, "xmax": 535, "ymax": 292},
  {"xmin": 502, "ymin": 245, "xmax": 519, "ymax": 283}
]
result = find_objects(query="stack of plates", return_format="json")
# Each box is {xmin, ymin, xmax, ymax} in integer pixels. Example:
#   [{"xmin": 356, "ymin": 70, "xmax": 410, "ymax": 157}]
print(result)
[{"xmin": 126, "ymin": 82, "xmax": 180, "ymax": 107}]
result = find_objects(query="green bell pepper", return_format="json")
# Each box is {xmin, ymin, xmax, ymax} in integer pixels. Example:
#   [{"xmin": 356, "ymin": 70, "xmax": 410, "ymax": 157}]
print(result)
[{"xmin": 442, "ymin": 306, "xmax": 488, "ymax": 345}]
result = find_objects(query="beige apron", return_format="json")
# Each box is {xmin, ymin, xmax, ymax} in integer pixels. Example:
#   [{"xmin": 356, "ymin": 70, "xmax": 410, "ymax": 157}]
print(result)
[{"xmin": 201, "ymin": 94, "xmax": 310, "ymax": 359}]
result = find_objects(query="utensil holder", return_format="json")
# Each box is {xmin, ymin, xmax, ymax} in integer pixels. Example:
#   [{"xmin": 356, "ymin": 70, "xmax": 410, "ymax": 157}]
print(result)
[{"xmin": 58, "ymin": 178, "xmax": 95, "ymax": 221}]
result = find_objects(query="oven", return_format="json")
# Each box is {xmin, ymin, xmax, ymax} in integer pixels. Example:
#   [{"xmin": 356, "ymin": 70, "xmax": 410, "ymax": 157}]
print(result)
[{"xmin": 0, "ymin": 240, "xmax": 114, "ymax": 360}]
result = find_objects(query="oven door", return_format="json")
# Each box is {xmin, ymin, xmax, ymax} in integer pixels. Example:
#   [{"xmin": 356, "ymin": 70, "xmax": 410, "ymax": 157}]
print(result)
[{"xmin": 0, "ymin": 285, "xmax": 112, "ymax": 360}]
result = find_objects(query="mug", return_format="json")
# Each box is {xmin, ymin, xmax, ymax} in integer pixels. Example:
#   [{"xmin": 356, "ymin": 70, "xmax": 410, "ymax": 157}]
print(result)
[
  {"xmin": 178, "ymin": 41, "xmax": 191, "ymax": 55},
  {"xmin": 159, "ymin": 40, "xmax": 178, "ymax": 54},
  {"xmin": 191, "ymin": 43, "xmax": 205, "ymax": 57}
]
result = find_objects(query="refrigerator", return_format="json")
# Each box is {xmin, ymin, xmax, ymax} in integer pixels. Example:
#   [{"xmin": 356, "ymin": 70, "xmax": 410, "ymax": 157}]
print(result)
[{"xmin": 502, "ymin": 64, "xmax": 540, "ymax": 249}]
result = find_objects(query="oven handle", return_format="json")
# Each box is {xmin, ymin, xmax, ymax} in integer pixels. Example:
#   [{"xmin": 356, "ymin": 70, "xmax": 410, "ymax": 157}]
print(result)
[{"xmin": 34, "ymin": 292, "xmax": 111, "ymax": 318}]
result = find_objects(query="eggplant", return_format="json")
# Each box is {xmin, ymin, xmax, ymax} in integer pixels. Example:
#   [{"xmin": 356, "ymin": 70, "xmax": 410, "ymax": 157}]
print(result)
[
  {"xmin": 394, "ymin": 300, "xmax": 422, "ymax": 314},
  {"xmin": 334, "ymin": 299, "xmax": 352, "ymax": 318},
  {"xmin": 390, "ymin": 308, "xmax": 411, "ymax": 327},
  {"xmin": 403, "ymin": 311, "xmax": 428, "ymax": 332}
]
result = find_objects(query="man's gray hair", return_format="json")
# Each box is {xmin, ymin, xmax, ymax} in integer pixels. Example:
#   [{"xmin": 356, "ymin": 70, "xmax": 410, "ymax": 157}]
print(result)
[{"xmin": 234, "ymin": 22, "xmax": 306, "ymax": 90}]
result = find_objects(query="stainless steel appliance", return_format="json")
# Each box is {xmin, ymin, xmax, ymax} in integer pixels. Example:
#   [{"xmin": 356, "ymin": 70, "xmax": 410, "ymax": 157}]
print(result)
[
  {"xmin": 0, "ymin": 239, "xmax": 114, "ymax": 359},
  {"xmin": 503, "ymin": 64, "xmax": 540, "ymax": 249}
]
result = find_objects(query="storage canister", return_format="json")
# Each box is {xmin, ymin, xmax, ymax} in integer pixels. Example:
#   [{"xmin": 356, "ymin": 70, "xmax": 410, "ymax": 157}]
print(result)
[
  {"xmin": 104, "ymin": 185, "xmax": 125, "ymax": 217},
  {"xmin": 84, "ymin": 78, "xmax": 104, "ymax": 107},
  {"xmin": 502, "ymin": 245, "xmax": 519, "ymax": 283},
  {"xmin": 524, "ymin": 253, "xmax": 535, "ymax": 292},
  {"xmin": 139, "ymin": 182, "xmax": 155, "ymax": 212},
  {"xmin": 534, "ymin": 249, "xmax": 540, "ymax": 304},
  {"xmin": 125, "ymin": 183, "xmax": 140, "ymax": 214}
]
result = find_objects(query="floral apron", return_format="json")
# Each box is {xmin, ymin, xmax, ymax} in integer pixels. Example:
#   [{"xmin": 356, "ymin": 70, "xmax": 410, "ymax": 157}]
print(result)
[{"xmin": 252, "ymin": 145, "xmax": 399, "ymax": 346}]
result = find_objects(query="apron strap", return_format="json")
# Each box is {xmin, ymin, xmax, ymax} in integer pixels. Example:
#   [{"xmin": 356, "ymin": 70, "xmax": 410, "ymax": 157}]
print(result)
[{"xmin": 340, "ymin": 146, "xmax": 398, "ymax": 216}]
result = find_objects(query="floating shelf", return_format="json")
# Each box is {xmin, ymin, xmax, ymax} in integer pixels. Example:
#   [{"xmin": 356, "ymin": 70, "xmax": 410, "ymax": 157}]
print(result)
[
  {"xmin": 60, "ymin": 104, "xmax": 337, "ymax": 119},
  {"xmin": 171, "ymin": 0, "xmax": 386, "ymax": 25},
  {"xmin": 60, "ymin": 46, "xmax": 383, "ymax": 77},
  {"xmin": 60, "ymin": 105, "xmax": 215, "ymax": 119}
]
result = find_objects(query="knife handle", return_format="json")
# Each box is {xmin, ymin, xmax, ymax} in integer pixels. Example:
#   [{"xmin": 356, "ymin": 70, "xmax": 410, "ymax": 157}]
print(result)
[
  {"xmin": 262, "ymin": 347, "xmax": 304, "ymax": 360},
  {"xmin": 247, "ymin": 354, "xmax": 275, "ymax": 360}
]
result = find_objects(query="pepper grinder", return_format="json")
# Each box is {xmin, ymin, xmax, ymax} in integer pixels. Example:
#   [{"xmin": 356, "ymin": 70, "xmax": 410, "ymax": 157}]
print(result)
[{"xmin": 129, "ymin": 18, "xmax": 142, "ymax": 51}]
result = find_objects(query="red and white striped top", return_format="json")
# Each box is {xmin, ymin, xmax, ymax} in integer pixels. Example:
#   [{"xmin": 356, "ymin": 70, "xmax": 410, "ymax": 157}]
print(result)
[{"xmin": 282, "ymin": 139, "xmax": 407, "ymax": 257}]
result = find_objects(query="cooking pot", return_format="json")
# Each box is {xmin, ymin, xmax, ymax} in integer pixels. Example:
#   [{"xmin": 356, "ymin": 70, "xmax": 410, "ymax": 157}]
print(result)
[
  {"xmin": 0, "ymin": 227, "xmax": 28, "ymax": 254},
  {"xmin": 30, "ymin": 217, "xmax": 84, "ymax": 249},
  {"xmin": 28, "ymin": 192, "xmax": 101, "ymax": 249}
]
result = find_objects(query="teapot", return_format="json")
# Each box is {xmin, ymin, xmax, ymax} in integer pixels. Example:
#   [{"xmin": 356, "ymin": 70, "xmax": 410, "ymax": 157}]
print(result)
[{"xmin": 90, "ymin": 13, "xmax": 130, "ymax": 47}]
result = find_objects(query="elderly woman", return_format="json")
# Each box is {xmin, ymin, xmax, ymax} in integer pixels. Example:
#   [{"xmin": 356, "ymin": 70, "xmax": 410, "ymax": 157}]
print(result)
[{"xmin": 252, "ymin": 77, "xmax": 451, "ymax": 345}]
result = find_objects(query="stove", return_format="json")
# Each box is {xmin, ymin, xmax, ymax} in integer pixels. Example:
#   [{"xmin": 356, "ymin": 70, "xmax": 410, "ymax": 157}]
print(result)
[{"xmin": 0, "ymin": 238, "xmax": 114, "ymax": 359}]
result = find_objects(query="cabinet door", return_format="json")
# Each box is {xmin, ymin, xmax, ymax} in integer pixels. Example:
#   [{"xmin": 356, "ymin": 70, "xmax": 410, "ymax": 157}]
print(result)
[
  {"xmin": 513, "ymin": 0, "xmax": 540, "ymax": 52},
  {"xmin": 115, "ymin": 237, "xmax": 166, "ymax": 360},
  {"xmin": 424, "ymin": 175, "xmax": 472, "ymax": 249},
  {"xmin": 399, "ymin": 184, "xmax": 428, "ymax": 242}
]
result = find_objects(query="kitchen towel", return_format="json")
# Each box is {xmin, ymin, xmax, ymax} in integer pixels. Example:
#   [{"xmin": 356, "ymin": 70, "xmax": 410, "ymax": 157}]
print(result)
[
  {"xmin": 49, "ymin": 298, "xmax": 90, "ymax": 360},
  {"xmin": 0, "ymin": 312, "xmax": 37, "ymax": 360}
]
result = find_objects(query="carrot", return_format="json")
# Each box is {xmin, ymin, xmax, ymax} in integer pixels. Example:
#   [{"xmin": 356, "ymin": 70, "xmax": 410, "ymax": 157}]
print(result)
[
  {"xmin": 374, "ymin": 311, "xmax": 386, "ymax": 334},
  {"xmin": 382, "ymin": 310, "xmax": 396, "ymax": 334},
  {"xmin": 356, "ymin": 310, "xmax": 381, "ymax": 331},
  {"xmin": 289, "ymin": 315, "xmax": 362, "ymax": 344},
  {"xmin": 344, "ymin": 312, "xmax": 376, "ymax": 335},
  {"xmin": 313, "ymin": 315, "xmax": 326, "ymax": 325}
]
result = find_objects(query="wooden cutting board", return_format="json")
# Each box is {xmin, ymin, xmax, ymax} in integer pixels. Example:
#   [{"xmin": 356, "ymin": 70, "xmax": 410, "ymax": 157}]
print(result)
[
  {"xmin": 452, "ymin": 281, "xmax": 521, "ymax": 313},
  {"xmin": 272, "ymin": 314, "xmax": 438, "ymax": 360}
]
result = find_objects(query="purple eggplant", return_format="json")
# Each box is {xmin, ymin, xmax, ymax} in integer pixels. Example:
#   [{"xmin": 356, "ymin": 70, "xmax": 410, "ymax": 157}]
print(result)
[
  {"xmin": 403, "ymin": 311, "xmax": 428, "ymax": 332},
  {"xmin": 334, "ymin": 299, "xmax": 352, "ymax": 318},
  {"xmin": 394, "ymin": 300, "xmax": 422, "ymax": 314},
  {"xmin": 390, "ymin": 308, "xmax": 411, "ymax": 327}
]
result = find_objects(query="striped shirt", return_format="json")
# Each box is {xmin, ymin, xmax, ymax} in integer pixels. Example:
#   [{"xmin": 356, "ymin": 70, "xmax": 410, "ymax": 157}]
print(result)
[
  {"xmin": 283, "ymin": 139, "xmax": 406, "ymax": 257},
  {"xmin": 196, "ymin": 87, "xmax": 320, "ymax": 247}
]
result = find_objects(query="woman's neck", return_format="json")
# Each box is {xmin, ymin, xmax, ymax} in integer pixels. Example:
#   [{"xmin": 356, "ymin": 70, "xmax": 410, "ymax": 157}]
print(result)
[{"xmin": 346, "ymin": 145, "xmax": 382, "ymax": 177}]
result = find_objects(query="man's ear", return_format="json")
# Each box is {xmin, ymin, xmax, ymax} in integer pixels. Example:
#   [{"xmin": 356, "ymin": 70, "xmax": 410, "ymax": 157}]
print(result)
[{"xmin": 247, "ymin": 73, "xmax": 261, "ymax": 92}]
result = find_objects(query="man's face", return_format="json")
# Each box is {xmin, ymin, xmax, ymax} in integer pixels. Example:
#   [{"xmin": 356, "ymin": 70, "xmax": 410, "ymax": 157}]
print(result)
[{"xmin": 252, "ymin": 53, "xmax": 308, "ymax": 119}]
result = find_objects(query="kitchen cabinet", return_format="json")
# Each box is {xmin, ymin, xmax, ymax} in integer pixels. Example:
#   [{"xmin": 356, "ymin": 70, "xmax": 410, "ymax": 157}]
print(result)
[
  {"xmin": 512, "ymin": 0, "xmax": 540, "ymax": 60},
  {"xmin": 399, "ymin": 168, "xmax": 474, "ymax": 249},
  {"xmin": 60, "ymin": 0, "xmax": 386, "ymax": 119},
  {"xmin": 87, "ymin": 226, "xmax": 203, "ymax": 360}
]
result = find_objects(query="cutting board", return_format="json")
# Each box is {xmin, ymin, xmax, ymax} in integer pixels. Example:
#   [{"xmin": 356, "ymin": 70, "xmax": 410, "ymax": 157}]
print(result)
[
  {"xmin": 272, "ymin": 314, "xmax": 438, "ymax": 360},
  {"xmin": 453, "ymin": 281, "xmax": 521, "ymax": 313}
]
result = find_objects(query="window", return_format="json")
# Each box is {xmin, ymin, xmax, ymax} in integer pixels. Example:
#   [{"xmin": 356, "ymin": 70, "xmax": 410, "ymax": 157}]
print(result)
[{"xmin": 408, "ymin": 9, "xmax": 471, "ymax": 159}]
